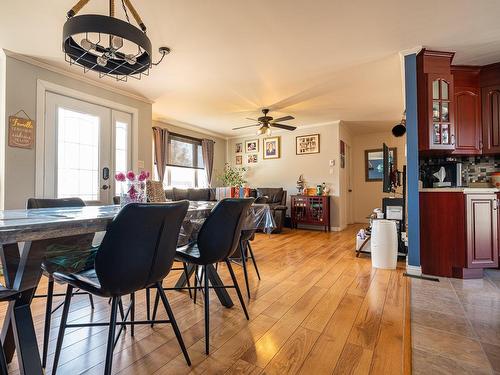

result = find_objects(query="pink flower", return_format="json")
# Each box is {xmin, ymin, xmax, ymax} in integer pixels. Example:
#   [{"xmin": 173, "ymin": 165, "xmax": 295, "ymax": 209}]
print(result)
[
  {"xmin": 126, "ymin": 171, "xmax": 136, "ymax": 181},
  {"xmin": 115, "ymin": 172, "xmax": 126, "ymax": 182},
  {"xmin": 138, "ymin": 170, "xmax": 148, "ymax": 181}
]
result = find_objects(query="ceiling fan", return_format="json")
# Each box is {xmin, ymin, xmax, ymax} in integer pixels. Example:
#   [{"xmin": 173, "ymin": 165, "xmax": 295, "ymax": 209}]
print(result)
[{"xmin": 232, "ymin": 109, "xmax": 296, "ymax": 135}]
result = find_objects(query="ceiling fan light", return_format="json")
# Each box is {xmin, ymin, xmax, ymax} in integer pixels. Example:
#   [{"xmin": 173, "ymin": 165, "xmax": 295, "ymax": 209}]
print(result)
[{"xmin": 265, "ymin": 127, "xmax": 272, "ymax": 135}]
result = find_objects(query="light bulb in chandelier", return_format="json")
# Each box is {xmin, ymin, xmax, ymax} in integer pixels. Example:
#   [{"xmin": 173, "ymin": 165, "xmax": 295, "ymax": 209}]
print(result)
[
  {"xmin": 97, "ymin": 55, "xmax": 108, "ymax": 67},
  {"xmin": 81, "ymin": 38, "xmax": 94, "ymax": 51},
  {"xmin": 125, "ymin": 54, "xmax": 137, "ymax": 65},
  {"xmin": 110, "ymin": 35, "xmax": 123, "ymax": 50}
]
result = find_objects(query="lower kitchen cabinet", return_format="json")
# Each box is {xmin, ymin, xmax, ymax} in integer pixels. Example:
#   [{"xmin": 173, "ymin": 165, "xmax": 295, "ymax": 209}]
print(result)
[{"xmin": 420, "ymin": 191, "xmax": 499, "ymax": 278}]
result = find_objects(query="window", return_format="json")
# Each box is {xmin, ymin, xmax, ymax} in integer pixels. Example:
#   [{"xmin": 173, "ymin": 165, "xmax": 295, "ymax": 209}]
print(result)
[{"xmin": 154, "ymin": 132, "xmax": 207, "ymax": 188}]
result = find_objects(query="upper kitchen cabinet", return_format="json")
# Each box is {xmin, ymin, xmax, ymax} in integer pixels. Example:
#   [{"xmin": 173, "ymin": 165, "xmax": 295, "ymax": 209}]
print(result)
[
  {"xmin": 452, "ymin": 67, "xmax": 482, "ymax": 155},
  {"xmin": 480, "ymin": 63, "xmax": 500, "ymax": 154},
  {"xmin": 417, "ymin": 49, "xmax": 456, "ymax": 152}
]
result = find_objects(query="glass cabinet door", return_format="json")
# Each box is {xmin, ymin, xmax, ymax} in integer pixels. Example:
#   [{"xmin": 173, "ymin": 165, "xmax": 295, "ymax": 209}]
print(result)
[{"xmin": 429, "ymin": 75, "xmax": 453, "ymax": 148}]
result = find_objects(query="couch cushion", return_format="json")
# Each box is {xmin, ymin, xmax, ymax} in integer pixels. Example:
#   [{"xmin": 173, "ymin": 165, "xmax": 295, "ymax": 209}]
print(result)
[
  {"xmin": 173, "ymin": 188, "xmax": 189, "ymax": 201},
  {"xmin": 187, "ymin": 188, "xmax": 210, "ymax": 201},
  {"xmin": 165, "ymin": 189, "xmax": 175, "ymax": 201},
  {"xmin": 257, "ymin": 188, "xmax": 283, "ymax": 204},
  {"xmin": 146, "ymin": 180, "xmax": 167, "ymax": 202}
]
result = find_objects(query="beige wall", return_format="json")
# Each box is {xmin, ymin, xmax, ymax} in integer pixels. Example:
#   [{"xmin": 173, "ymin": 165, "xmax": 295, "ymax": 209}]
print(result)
[
  {"xmin": 152, "ymin": 120, "xmax": 227, "ymax": 187},
  {"xmin": 3, "ymin": 56, "xmax": 153, "ymax": 209},
  {"xmin": 351, "ymin": 129, "xmax": 406, "ymax": 223},
  {"xmin": 227, "ymin": 122, "xmax": 342, "ymax": 229}
]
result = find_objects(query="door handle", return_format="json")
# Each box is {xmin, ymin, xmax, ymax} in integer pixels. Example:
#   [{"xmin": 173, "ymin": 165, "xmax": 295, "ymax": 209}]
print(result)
[{"xmin": 102, "ymin": 184, "xmax": 110, "ymax": 190}]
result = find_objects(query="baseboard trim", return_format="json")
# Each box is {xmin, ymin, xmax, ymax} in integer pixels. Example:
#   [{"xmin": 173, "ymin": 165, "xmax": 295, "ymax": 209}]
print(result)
[{"xmin": 406, "ymin": 264, "xmax": 422, "ymax": 276}]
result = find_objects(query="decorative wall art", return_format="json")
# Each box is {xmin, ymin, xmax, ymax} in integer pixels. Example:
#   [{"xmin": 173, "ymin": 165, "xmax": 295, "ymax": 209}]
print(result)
[
  {"xmin": 236, "ymin": 155, "xmax": 242, "ymax": 165},
  {"xmin": 245, "ymin": 139, "xmax": 259, "ymax": 153},
  {"xmin": 8, "ymin": 111, "xmax": 35, "ymax": 149},
  {"xmin": 263, "ymin": 136, "xmax": 281, "ymax": 159},
  {"xmin": 247, "ymin": 154, "xmax": 258, "ymax": 164},
  {"xmin": 235, "ymin": 142, "xmax": 243, "ymax": 154},
  {"xmin": 296, "ymin": 134, "xmax": 320, "ymax": 155}
]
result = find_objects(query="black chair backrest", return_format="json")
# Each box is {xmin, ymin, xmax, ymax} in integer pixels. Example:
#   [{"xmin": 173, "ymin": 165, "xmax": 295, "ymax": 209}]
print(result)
[
  {"xmin": 196, "ymin": 198, "xmax": 254, "ymax": 264},
  {"xmin": 26, "ymin": 197, "xmax": 95, "ymax": 250},
  {"xmin": 95, "ymin": 201, "xmax": 189, "ymax": 296}
]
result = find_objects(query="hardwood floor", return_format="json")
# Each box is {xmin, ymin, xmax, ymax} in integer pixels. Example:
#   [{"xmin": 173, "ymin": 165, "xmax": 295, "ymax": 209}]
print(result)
[{"xmin": 1, "ymin": 225, "xmax": 408, "ymax": 374}]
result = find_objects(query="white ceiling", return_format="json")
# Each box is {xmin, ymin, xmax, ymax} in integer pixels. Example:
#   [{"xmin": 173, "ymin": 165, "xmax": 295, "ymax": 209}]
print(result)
[{"xmin": 1, "ymin": 0, "xmax": 500, "ymax": 136}]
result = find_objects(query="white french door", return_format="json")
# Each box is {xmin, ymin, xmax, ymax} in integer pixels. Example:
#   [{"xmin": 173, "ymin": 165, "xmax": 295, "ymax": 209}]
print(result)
[{"xmin": 44, "ymin": 92, "xmax": 131, "ymax": 204}]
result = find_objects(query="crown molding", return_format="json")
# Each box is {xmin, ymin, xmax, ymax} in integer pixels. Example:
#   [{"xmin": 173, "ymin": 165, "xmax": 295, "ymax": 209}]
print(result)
[{"xmin": 3, "ymin": 49, "xmax": 154, "ymax": 104}]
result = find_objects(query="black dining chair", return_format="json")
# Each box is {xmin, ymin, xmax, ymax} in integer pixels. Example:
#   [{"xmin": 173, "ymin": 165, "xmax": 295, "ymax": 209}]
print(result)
[
  {"xmin": 51, "ymin": 201, "xmax": 191, "ymax": 375},
  {"xmin": 155, "ymin": 198, "xmax": 254, "ymax": 355},
  {"xmin": 237, "ymin": 195, "xmax": 266, "ymax": 298},
  {"xmin": 27, "ymin": 197, "xmax": 97, "ymax": 369},
  {"xmin": 0, "ymin": 287, "xmax": 21, "ymax": 375}
]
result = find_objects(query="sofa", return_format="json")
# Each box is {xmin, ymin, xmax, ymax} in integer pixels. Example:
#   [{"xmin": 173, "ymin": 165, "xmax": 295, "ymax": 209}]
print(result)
[{"xmin": 164, "ymin": 187, "xmax": 288, "ymax": 233}]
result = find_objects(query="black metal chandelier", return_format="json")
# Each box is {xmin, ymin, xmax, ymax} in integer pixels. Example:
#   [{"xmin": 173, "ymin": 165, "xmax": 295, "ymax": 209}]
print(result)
[{"xmin": 63, "ymin": 0, "xmax": 170, "ymax": 81}]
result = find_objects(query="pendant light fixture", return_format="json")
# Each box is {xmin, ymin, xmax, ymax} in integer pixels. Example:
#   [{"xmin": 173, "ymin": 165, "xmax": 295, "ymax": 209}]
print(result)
[
  {"xmin": 63, "ymin": 0, "xmax": 170, "ymax": 81},
  {"xmin": 392, "ymin": 111, "xmax": 406, "ymax": 137}
]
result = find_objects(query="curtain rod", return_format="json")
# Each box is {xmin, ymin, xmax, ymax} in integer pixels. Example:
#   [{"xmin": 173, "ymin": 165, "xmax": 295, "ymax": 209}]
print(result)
[{"xmin": 168, "ymin": 131, "xmax": 216, "ymax": 144}]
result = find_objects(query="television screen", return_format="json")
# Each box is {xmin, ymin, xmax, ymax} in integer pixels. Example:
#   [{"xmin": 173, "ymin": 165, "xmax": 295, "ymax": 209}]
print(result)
[{"xmin": 383, "ymin": 143, "xmax": 392, "ymax": 193}]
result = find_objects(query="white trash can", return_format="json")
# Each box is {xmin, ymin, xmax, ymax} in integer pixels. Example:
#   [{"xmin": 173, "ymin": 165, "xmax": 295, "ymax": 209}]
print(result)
[{"xmin": 371, "ymin": 220, "xmax": 398, "ymax": 269}]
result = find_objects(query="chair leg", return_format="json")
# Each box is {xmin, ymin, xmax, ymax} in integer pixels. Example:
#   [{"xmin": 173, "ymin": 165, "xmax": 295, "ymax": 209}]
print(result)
[
  {"xmin": 240, "ymin": 240, "xmax": 251, "ymax": 299},
  {"xmin": 183, "ymin": 262, "xmax": 193, "ymax": 299},
  {"xmin": 204, "ymin": 265, "xmax": 210, "ymax": 355},
  {"xmin": 52, "ymin": 285, "xmax": 74, "ymax": 375},
  {"xmin": 42, "ymin": 277, "xmax": 54, "ymax": 368},
  {"xmin": 104, "ymin": 297, "xmax": 119, "ymax": 375},
  {"xmin": 225, "ymin": 260, "xmax": 249, "ymax": 320},
  {"xmin": 130, "ymin": 293, "xmax": 135, "ymax": 337},
  {"xmin": 193, "ymin": 265, "xmax": 198, "ymax": 304},
  {"xmin": 151, "ymin": 291, "xmax": 160, "ymax": 327},
  {"xmin": 88, "ymin": 293, "xmax": 95, "ymax": 309},
  {"xmin": 156, "ymin": 283, "xmax": 191, "ymax": 366},
  {"xmin": 146, "ymin": 287, "xmax": 151, "ymax": 321},
  {"xmin": 118, "ymin": 298, "xmax": 126, "ymax": 331},
  {"xmin": 0, "ymin": 338, "xmax": 7, "ymax": 375},
  {"xmin": 247, "ymin": 241, "xmax": 261, "ymax": 280}
]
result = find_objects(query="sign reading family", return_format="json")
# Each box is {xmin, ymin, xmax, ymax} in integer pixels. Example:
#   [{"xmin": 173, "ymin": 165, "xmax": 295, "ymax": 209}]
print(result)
[{"xmin": 8, "ymin": 115, "xmax": 35, "ymax": 149}]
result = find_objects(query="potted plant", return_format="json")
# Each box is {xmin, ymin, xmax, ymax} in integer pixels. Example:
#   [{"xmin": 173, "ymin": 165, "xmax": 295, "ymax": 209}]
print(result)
[
  {"xmin": 216, "ymin": 164, "xmax": 248, "ymax": 199},
  {"xmin": 115, "ymin": 170, "xmax": 150, "ymax": 207}
]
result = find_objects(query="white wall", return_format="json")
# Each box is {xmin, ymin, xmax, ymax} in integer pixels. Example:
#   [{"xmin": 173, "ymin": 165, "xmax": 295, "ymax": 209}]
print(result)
[
  {"xmin": 227, "ymin": 122, "xmax": 342, "ymax": 228},
  {"xmin": 152, "ymin": 120, "xmax": 227, "ymax": 186},
  {"xmin": 3, "ymin": 55, "xmax": 152, "ymax": 209},
  {"xmin": 350, "ymin": 129, "xmax": 406, "ymax": 223}
]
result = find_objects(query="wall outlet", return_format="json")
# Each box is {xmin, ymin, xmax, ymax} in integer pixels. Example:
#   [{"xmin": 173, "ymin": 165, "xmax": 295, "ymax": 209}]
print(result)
[{"xmin": 329, "ymin": 159, "xmax": 335, "ymax": 167}]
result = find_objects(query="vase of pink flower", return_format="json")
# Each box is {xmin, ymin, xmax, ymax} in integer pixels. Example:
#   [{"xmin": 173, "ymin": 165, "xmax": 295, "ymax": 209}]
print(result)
[{"xmin": 115, "ymin": 170, "xmax": 150, "ymax": 207}]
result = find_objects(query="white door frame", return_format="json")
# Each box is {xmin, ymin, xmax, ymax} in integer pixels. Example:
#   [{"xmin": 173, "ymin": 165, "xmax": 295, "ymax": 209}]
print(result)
[{"xmin": 35, "ymin": 79, "xmax": 139, "ymax": 198}]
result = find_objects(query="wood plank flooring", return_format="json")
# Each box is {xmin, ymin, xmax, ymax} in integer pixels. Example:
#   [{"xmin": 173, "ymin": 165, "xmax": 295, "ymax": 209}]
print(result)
[{"xmin": 1, "ymin": 225, "xmax": 408, "ymax": 374}]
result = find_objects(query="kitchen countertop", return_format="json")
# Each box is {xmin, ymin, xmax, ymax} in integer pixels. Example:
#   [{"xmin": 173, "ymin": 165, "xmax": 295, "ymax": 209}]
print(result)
[{"xmin": 420, "ymin": 187, "xmax": 500, "ymax": 193}]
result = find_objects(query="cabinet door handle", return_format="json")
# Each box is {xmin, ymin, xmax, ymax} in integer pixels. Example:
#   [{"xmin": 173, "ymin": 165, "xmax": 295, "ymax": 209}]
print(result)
[{"xmin": 451, "ymin": 134, "xmax": 455, "ymax": 146}]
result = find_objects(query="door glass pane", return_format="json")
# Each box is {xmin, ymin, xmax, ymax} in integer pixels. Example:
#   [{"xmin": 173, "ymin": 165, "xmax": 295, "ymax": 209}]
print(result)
[
  {"xmin": 57, "ymin": 107, "xmax": 99, "ymax": 201},
  {"xmin": 115, "ymin": 121, "xmax": 128, "ymax": 195},
  {"xmin": 433, "ymin": 123, "xmax": 441, "ymax": 144},
  {"xmin": 442, "ymin": 124, "xmax": 449, "ymax": 144},
  {"xmin": 441, "ymin": 102, "xmax": 449, "ymax": 122},
  {"xmin": 433, "ymin": 101, "xmax": 440, "ymax": 121},
  {"xmin": 441, "ymin": 81, "xmax": 449, "ymax": 100},
  {"xmin": 432, "ymin": 80, "xmax": 439, "ymax": 99}
]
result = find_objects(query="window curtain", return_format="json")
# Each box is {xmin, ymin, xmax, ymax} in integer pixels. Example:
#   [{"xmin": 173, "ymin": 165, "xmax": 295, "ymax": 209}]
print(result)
[
  {"xmin": 201, "ymin": 139, "xmax": 215, "ymax": 187},
  {"xmin": 152, "ymin": 126, "xmax": 169, "ymax": 183}
]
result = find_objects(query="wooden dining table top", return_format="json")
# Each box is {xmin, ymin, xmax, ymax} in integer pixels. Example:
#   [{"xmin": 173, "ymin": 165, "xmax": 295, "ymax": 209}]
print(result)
[{"xmin": 0, "ymin": 201, "xmax": 216, "ymax": 244}]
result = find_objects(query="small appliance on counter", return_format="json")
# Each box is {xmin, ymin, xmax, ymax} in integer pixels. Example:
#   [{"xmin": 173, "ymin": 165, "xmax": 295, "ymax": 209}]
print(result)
[{"xmin": 420, "ymin": 160, "xmax": 463, "ymax": 188}]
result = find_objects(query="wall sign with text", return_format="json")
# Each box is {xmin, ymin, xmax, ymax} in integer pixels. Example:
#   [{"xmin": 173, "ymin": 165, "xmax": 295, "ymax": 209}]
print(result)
[{"xmin": 8, "ymin": 116, "xmax": 35, "ymax": 149}]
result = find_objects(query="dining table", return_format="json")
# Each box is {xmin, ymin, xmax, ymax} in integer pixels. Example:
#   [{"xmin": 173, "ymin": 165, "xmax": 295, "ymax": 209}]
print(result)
[{"xmin": 0, "ymin": 200, "xmax": 274, "ymax": 375}]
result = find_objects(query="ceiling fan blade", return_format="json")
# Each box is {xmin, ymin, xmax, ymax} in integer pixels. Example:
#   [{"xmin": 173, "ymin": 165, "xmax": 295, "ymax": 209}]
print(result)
[
  {"xmin": 246, "ymin": 117, "xmax": 259, "ymax": 121},
  {"xmin": 232, "ymin": 124, "xmax": 260, "ymax": 130},
  {"xmin": 272, "ymin": 115, "xmax": 295, "ymax": 122},
  {"xmin": 271, "ymin": 123, "xmax": 297, "ymax": 131}
]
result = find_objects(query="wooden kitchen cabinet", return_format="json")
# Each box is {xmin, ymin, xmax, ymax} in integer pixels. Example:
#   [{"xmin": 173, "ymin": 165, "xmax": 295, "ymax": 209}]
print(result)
[
  {"xmin": 481, "ymin": 85, "xmax": 500, "ymax": 154},
  {"xmin": 452, "ymin": 67, "xmax": 482, "ymax": 154},
  {"xmin": 417, "ymin": 50, "xmax": 456, "ymax": 152},
  {"xmin": 466, "ymin": 194, "xmax": 499, "ymax": 269}
]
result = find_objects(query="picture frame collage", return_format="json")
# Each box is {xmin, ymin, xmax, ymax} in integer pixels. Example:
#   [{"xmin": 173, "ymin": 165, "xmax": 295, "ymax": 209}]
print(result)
[{"xmin": 235, "ymin": 133, "xmax": 320, "ymax": 165}]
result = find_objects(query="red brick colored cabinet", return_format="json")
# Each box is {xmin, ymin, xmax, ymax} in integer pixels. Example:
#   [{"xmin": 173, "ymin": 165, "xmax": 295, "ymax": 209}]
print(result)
[
  {"xmin": 290, "ymin": 195, "xmax": 330, "ymax": 232},
  {"xmin": 452, "ymin": 67, "xmax": 482, "ymax": 155},
  {"xmin": 466, "ymin": 194, "xmax": 499, "ymax": 269},
  {"xmin": 481, "ymin": 85, "xmax": 500, "ymax": 154},
  {"xmin": 417, "ymin": 50, "xmax": 456, "ymax": 152}
]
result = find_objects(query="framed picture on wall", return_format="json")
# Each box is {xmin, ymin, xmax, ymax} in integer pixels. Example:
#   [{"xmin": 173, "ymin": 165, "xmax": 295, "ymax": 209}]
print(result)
[
  {"xmin": 263, "ymin": 136, "xmax": 281, "ymax": 159},
  {"xmin": 236, "ymin": 155, "xmax": 242, "ymax": 165},
  {"xmin": 245, "ymin": 139, "xmax": 259, "ymax": 153},
  {"xmin": 365, "ymin": 148, "xmax": 397, "ymax": 181},
  {"xmin": 247, "ymin": 154, "xmax": 258, "ymax": 164},
  {"xmin": 235, "ymin": 142, "xmax": 243, "ymax": 154},
  {"xmin": 296, "ymin": 134, "xmax": 320, "ymax": 155}
]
